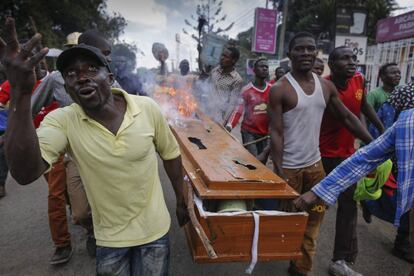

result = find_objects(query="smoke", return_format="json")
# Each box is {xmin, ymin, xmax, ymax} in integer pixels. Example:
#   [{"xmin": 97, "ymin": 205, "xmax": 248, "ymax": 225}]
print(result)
[{"xmin": 140, "ymin": 70, "xmax": 241, "ymax": 128}]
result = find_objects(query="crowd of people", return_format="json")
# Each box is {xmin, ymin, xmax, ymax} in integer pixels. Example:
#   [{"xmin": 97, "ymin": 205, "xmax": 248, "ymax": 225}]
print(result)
[{"xmin": 0, "ymin": 16, "xmax": 413, "ymax": 276}]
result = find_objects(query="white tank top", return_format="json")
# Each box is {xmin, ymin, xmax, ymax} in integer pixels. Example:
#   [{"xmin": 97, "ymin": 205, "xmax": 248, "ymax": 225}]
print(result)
[{"xmin": 282, "ymin": 72, "xmax": 326, "ymax": 169}]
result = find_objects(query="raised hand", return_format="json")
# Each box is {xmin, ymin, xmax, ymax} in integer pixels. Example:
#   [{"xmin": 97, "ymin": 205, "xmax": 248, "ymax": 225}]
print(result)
[{"xmin": 0, "ymin": 17, "xmax": 48, "ymax": 96}]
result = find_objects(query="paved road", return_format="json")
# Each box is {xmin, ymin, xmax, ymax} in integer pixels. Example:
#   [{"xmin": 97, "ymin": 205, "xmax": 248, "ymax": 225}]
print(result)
[{"xmin": 0, "ymin": 163, "xmax": 412, "ymax": 276}]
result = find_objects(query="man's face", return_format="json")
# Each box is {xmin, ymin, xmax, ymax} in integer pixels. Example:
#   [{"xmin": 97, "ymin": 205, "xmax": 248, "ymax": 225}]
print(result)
[
  {"xmin": 254, "ymin": 60, "xmax": 269, "ymax": 79},
  {"xmin": 330, "ymin": 48, "xmax": 357, "ymax": 79},
  {"xmin": 220, "ymin": 49, "xmax": 235, "ymax": 69},
  {"xmin": 112, "ymin": 56, "xmax": 128, "ymax": 76},
  {"xmin": 275, "ymin": 68, "xmax": 285, "ymax": 80},
  {"xmin": 381, "ymin": 65, "xmax": 401, "ymax": 88},
  {"xmin": 63, "ymin": 55, "xmax": 113, "ymax": 111},
  {"xmin": 288, "ymin": 37, "xmax": 317, "ymax": 72},
  {"xmin": 180, "ymin": 61, "xmax": 190, "ymax": 75},
  {"xmin": 312, "ymin": 60, "xmax": 324, "ymax": 76},
  {"xmin": 95, "ymin": 41, "xmax": 112, "ymax": 63}
]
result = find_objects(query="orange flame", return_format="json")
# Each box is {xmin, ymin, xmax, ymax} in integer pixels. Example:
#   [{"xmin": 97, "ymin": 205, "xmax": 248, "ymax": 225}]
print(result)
[{"xmin": 154, "ymin": 86, "xmax": 198, "ymax": 118}]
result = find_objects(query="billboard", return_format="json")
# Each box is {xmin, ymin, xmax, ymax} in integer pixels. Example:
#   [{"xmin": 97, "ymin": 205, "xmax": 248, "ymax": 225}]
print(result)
[
  {"xmin": 246, "ymin": 59, "xmax": 280, "ymax": 77},
  {"xmin": 251, "ymin": 8, "xmax": 278, "ymax": 54},
  {"xmin": 336, "ymin": 8, "xmax": 367, "ymax": 36},
  {"xmin": 376, "ymin": 10, "xmax": 414, "ymax": 43},
  {"xmin": 335, "ymin": 35, "xmax": 367, "ymax": 64}
]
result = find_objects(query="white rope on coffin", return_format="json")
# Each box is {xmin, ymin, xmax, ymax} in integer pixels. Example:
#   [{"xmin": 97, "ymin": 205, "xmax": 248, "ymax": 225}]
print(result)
[{"xmin": 193, "ymin": 194, "xmax": 307, "ymax": 274}]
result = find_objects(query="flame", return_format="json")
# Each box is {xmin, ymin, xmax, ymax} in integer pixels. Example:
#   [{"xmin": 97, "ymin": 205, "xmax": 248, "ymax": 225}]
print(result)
[{"xmin": 154, "ymin": 85, "xmax": 198, "ymax": 119}]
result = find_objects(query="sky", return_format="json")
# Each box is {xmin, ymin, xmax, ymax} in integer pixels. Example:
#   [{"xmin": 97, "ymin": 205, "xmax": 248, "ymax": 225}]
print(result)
[{"xmin": 106, "ymin": 0, "xmax": 414, "ymax": 70}]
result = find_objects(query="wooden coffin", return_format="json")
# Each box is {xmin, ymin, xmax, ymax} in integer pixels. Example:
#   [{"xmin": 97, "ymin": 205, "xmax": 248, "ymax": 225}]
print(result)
[
  {"xmin": 168, "ymin": 110, "xmax": 308, "ymax": 263},
  {"xmin": 183, "ymin": 201, "xmax": 308, "ymax": 263},
  {"xmin": 172, "ymin": 112, "xmax": 298, "ymax": 199}
]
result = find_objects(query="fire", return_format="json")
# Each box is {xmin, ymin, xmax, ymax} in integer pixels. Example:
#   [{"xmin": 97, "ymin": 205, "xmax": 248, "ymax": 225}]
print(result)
[{"xmin": 153, "ymin": 85, "xmax": 198, "ymax": 119}]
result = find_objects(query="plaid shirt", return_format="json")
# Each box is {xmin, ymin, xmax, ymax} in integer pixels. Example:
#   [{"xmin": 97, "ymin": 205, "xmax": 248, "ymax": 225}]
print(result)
[
  {"xmin": 312, "ymin": 108, "xmax": 414, "ymax": 226},
  {"xmin": 209, "ymin": 66, "xmax": 243, "ymax": 120}
]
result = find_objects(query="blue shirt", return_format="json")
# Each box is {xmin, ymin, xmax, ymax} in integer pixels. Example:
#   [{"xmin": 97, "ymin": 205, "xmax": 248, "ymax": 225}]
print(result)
[
  {"xmin": 368, "ymin": 102, "xmax": 396, "ymax": 139},
  {"xmin": 312, "ymin": 109, "xmax": 414, "ymax": 226}
]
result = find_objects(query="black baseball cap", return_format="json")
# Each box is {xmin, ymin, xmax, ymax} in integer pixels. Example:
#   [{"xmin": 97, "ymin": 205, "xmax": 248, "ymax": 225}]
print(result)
[{"xmin": 56, "ymin": 44, "xmax": 112, "ymax": 74}]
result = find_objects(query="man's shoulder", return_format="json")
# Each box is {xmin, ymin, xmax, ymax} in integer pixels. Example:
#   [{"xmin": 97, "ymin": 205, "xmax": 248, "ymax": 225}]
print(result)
[
  {"xmin": 399, "ymin": 108, "xmax": 414, "ymax": 121},
  {"xmin": 269, "ymin": 77, "xmax": 292, "ymax": 100},
  {"xmin": 127, "ymin": 93, "xmax": 161, "ymax": 114},
  {"xmin": 368, "ymin": 87, "xmax": 382, "ymax": 94},
  {"xmin": 231, "ymin": 70, "xmax": 243, "ymax": 81},
  {"xmin": 241, "ymin": 82, "xmax": 253, "ymax": 93},
  {"xmin": 41, "ymin": 104, "xmax": 78, "ymax": 125},
  {"xmin": 44, "ymin": 71, "xmax": 64, "ymax": 84},
  {"xmin": 351, "ymin": 72, "xmax": 365, "ymax": 86},
  {"xmin": 0, "ymin": 80, "xmax": 10, "ymax": 92},
  {"xmin": 396, "ymin": 82, "xmax": 414, "ymax": 93}
]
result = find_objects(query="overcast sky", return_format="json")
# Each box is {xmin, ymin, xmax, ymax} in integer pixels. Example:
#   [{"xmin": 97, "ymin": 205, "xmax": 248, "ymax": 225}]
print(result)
[{"xmin": 106, "ymin": 0, "xmax": 414, "ymax": 70}]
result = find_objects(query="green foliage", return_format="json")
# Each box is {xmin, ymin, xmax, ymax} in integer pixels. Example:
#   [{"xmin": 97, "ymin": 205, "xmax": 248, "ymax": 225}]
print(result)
[
  {"xmin": 183, "ymin": 0, "xmax": 234, "ymax": 43},
  {"xmin": 285, "ymin": 0, "xmax": 398, "ymax": 43},
  {"xmin": 0, "ymin": 0, "xmax": 126, "ymax": 48}
]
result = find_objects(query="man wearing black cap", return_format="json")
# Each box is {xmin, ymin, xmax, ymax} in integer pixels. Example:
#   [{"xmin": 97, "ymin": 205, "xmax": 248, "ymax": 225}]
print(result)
[
  {"xmin": 31, "ymin": 29, "xmax": 117, "ymax": 265},
  {"xmin": 1, "ymin": 18, "xmax": 188, "ymax": 275}
]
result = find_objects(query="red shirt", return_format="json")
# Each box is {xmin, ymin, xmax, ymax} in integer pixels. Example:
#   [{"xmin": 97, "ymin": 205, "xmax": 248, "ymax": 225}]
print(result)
[
  {"xmin": 0, "ymin": 80, "xmax": 42, "ymax": 104},
  {"xmin": 320, "ymin": 73, "xmax": 365, "ymax": 158},
  {"xmin": 228, "ymin": 82, "xmax": 271, "ymax": 135},
  {"xmin": 0, "ymin": 79, "xmax": 59, "ymax": 128},
  {"xmin": 268, "ymin": 79, "xmax": 276, "ymax": 85}
]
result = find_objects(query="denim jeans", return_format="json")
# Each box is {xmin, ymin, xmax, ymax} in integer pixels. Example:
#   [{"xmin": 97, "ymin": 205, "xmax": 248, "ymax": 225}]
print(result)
[{"xmin": 96, "ymin": 234, "xmax": 170, "ymax": 276}]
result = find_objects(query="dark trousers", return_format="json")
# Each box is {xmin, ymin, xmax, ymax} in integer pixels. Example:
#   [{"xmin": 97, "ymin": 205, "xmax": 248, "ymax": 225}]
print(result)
[
  {"xmin": 365, "ymin": 192, "xmax": 411, "ymax": 252},
  {"xmin": 322, "ymin": 157, "xmax": 358, "ymax": 262},
  {"xmin": 0, "ymin": 142, "xmax": 8, "ymax": 186},
  {"xmin": 45, "ymin": 155, "xmax": 71, "ymax": 247},
  {"xmin": 241, "ymin": 131, "xmax": 277, "ymax": 210},
  {"xmin": 241, "ymin": 131, "xmax": 268, "ymax": 157}
]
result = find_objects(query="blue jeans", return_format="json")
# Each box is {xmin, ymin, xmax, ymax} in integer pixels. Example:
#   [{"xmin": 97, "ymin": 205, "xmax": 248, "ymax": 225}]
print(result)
[{"xmin": 96, "ymin": 234, "xmax": 170, "ymax": 276}]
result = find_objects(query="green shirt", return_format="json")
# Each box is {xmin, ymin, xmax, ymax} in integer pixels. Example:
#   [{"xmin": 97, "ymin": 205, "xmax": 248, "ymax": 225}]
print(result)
[{"xmin": 367, "ymin": 87, "xmax": 389, "ymax": 112}]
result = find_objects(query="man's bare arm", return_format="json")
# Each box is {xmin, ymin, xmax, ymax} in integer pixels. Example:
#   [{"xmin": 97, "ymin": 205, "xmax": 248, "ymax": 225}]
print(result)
[
  {"xmin": 325, "ymin": 81, "xmax": 373, "ymax": 144},
  {"xmin": 268, "ymin": 85, "xmax": 285, "ymax": 178},
  {"xmin": 1, "ymin": 18, "xmax": 49, "ymax": 184},
  {"xmin": 163, "ymin": 156, "xmax": 189, "ymax": 227}
]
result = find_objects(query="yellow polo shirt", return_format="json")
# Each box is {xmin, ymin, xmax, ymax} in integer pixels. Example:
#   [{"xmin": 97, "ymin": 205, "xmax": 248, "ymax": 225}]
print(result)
[{"xmin": 37, "ymin": 88, "xmax": 180, "ymax": 247}]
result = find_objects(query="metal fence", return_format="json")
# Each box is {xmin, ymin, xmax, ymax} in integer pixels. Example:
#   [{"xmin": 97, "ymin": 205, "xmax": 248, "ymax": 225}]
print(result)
[{"xmin": 365, "ymin": 37, "xmax": 414, "ymax": 91}]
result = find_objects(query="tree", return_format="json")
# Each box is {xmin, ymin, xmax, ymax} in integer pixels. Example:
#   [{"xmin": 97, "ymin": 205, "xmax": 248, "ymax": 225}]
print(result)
[
  {"xmin": 182, "ymin": 0, "xmax": 235, "ymax": 70},
  {"xmin": 0, "ymin": 0, "xmax": 126, "ymax": 48},
  {"xmin": 283, "ymin": 0, "xmax": 398, "ymax": 46}
]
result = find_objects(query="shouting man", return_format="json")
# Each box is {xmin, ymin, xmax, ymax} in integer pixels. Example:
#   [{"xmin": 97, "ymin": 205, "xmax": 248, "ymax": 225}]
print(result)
[{"xmin": 2, "ymin": 18, "xmax": 188, "ymax": 275}]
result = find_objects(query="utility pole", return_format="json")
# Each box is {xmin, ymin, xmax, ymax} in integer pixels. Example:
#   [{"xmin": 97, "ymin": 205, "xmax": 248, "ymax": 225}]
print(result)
[{"xmin": 278, "ymin": 0, "xmax": 289, "ymax": 59}]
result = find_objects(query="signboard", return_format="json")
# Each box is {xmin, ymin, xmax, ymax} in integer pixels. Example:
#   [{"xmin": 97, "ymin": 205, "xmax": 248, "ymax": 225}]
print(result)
[
  {"xmin": 251, "ymin": 8, "xmax": 278, "ymax": 54},
  {"xmin": 246, "ymin": 59, "xmax": 280, "ymax": 77},
  {"xmin": 335, "ymin": 35, "xmax": 367, "ymax": 64},
  {"xmin": 200, "ymin": 33, "xmax": 227, "ymax": 67},
  {"xmin": 336, "ymin": 8, "xmax": 367, "ymax": 36},
  {"xmin": 376, "ymin": 10, "xmax": 414, "ymax": 43},
  {"xmin": 268, "ymin": 59, "xmax": 280, "ymax": 77},
  {"xmin": 246, "ymin": 59, "xmax": 255, "ymax": 76}
]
